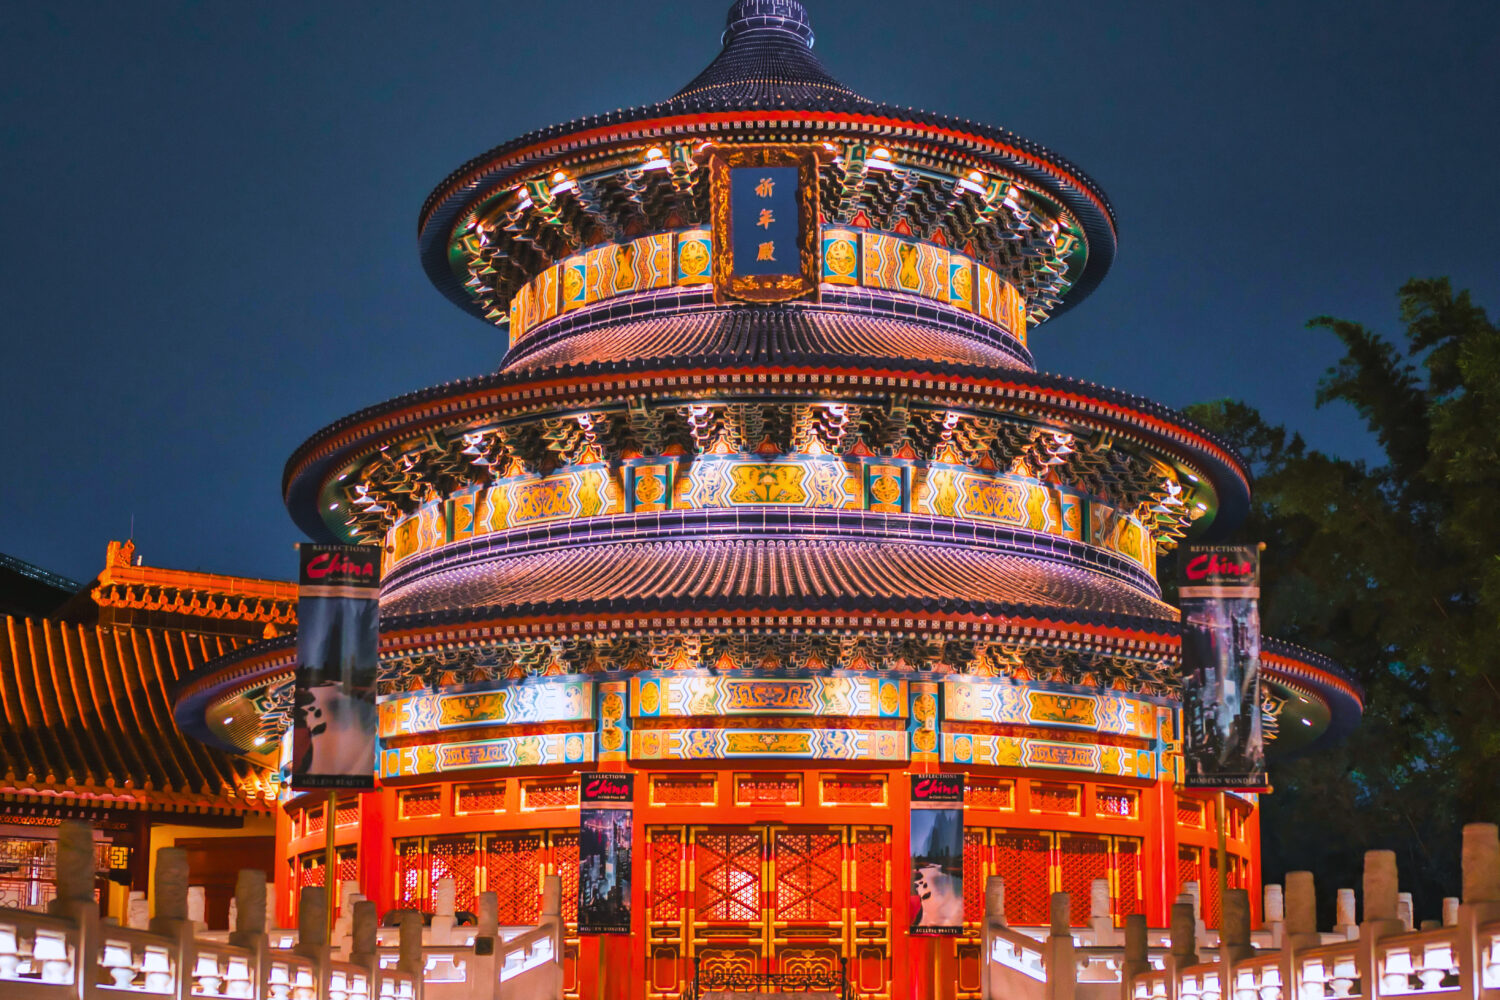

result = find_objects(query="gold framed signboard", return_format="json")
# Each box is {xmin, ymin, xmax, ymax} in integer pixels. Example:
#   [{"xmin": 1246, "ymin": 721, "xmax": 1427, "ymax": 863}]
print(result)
[{"xmin": 707, "ymin": 146, "xmax": 820, "ymax": 303}]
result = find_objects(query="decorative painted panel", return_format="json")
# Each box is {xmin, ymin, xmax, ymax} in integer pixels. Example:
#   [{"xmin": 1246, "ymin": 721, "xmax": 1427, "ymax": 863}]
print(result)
[
  {"xmin": 380, "ymin": 731, "xmax": 593, "ymax": 778},
  {"xmin": 380, "ymin": 678, "xmax": 593, "ymax": 737},
  {"xmin": 942, "ymin": 733, "xmax": 1156, "ymax": 778},
  {"xmin": 631, "ymin": 727, "xmax": 906, "ymax": 762},
  {"xmin": 630, "ymin": 675, "xmax": 904, "ymax": 719},
  {"xmin": 943, "ymin": 677, "xmax": 1160, "ymax": 739},
  {"xmin": 506, "ymin": 225, "xmax": 1024, "ymax": 353}
]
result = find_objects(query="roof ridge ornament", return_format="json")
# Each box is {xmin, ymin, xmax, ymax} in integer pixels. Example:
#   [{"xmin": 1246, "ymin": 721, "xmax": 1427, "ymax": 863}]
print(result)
[{"xmin": 722, "ymin": 0, "xmax": 815, "ymax": 50}]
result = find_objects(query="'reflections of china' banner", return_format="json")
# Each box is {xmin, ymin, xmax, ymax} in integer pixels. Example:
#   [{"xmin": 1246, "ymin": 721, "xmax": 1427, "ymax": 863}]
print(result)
[
  {"xmin": 578, "ymin": 773, "xmax": 633, "ymax": 935},
  {"xmin": 909, "ymin": 774, "xmax": 965, "ymax": 936},
  {"xmin": 1179, "ymin": 544, "xmax": 1266, "ymax": 790},
  {"xmin": 289, "ymin": 544, "xmax": 381, "ymax": 791}
]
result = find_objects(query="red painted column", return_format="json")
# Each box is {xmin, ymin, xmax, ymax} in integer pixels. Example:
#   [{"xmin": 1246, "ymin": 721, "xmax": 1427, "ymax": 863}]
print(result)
[
  {"xmin": 274, "ymin": 803, "xmax": 294, "ymax": 928},
  {"xmin": 358, "ymin": 787, "xmax": 390, "ymax": 914},
  {"xmin": 1147, "ymin": 776, "xmax": 1178, "ymax": 927}
]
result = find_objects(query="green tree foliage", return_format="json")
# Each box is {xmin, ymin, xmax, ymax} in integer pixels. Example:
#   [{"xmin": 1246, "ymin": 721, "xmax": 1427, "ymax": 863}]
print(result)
[{"xmin": 1182, "ymin": 278, "xmax": 1500, "ymax": 922}]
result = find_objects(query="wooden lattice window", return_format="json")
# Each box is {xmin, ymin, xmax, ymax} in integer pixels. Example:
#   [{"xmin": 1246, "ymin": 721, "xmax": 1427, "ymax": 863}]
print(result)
[
  {"xmin": 736, "ymin": 774, "xmax": 801, "ymax": 806},
  {"xmin": 456, "ymin": 782, "xmax": 506, "ymax": 815},
  {"xmin": 773, "ymin": 829, "xmax": 840, "ymax": 922},
  {"xmin": 1177, "ymin": 845, "xmax": 1201, "ymax": 901},
  {"xmin": 1058, "ymin": 835, "xmax": 1111, "ymax": 926},
  {"xmin": 1177, "ymin": 799, "xmax": 1205, "ymax": 828},
  {"xmin": 521, "ymin": 778, "xmax": 577, "ymax": 811},
  {"xmin": 336, "ymin": 802, "xmax": 360, "ymax": 828},
  {"xmin": 820, "ymin": 775, "xmax": 886, "ymax": 806},
  {"xmin": 485, "ymin": 832, "xmax": 542, "ymax": 925},
  {"xmin": 651, "ymin": 775, "xmax": 717, "ymax": 806},
  {"xmin": 305, "ymin": 806, "xmax": 325, "ymax": 836},
  {"xmin": 1095, "ymin": 788, "xmax": 1138, "ymax": 819},
  {"xmin": 648, "ymin": 829, "xmax": 683, "ymax": 922},
  {"xmin": 695, "ymin": 830, "xmax": 761, "ymax": 923},
  {"xmin": 399, "ymin": 787, "xmax": 442, "ymax": 819},
  {"xmin": 1030, "ymin": 783, "xmax": 1081, "ymax": 815},
  {"xmin": 968, "ymin": 779, "xmax": 1014, "ymax": 810},
  {"xmin": 992, "ymin": 831, "xmax": 1051, "ymax": 925}
]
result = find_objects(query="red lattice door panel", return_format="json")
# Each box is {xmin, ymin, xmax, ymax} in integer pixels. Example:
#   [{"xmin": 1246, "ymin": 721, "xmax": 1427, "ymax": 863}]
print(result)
[
  {"xmin": 646, "ymin": 827, "xmax": 688, "ymax": 1000},
  {"xmin": 1114, "ymin": 838, "xmax": 1144, "ymax": 919},
  {"xmin": 963, "ymin": 827, "xmax": 989, "ymax": 924},
  {"xmin": 394, "ymin": 838, "xmax": 426, "ymax": 909},
  {"xmin": 428, "ymin": 834, "xmax": 479, "ymax": 915},
  {"xmin": 770, "ymin": 827, "xmax": 843, "ymax": 982},
  {"xmin": 484, "ymin": 832, "xmax": 542, "ymax": 926},
  {"xmin": 1058, "ymin": 835, "xmax": 1111, "ymax": 927},
  {"xmin": 694, "ymin": 829, "xmax": 763, "ymax": 925},
  {"xmin": 992, "ymin": 830, "xmax": 1052, "ymax": 926}
]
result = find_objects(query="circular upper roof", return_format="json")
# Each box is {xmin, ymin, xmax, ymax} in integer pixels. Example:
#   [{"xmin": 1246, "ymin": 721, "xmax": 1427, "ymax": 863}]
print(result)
[{"xmin": 418, "ymin": 0, "xmax": 1118, "ymax": 327}]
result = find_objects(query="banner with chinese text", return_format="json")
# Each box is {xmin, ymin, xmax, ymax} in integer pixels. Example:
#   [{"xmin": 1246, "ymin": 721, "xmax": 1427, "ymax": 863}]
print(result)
[
  {"xmin": 1179, "ymin": 544, "xmax": 1266, "ymax": 790},
  {"xmin": 909, "ymin": 774, "xmax": 964, "ymax": 935},
  {"xmin": 289, "ymin": 544, "xmax": 380, "ymax": 791},
  {"xmin": 579, "ymin": 773, "xmax": 633, "ymax": 934}
]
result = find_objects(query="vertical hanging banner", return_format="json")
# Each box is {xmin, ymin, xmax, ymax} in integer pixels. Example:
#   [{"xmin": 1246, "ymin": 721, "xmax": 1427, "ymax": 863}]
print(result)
[
  {"xmin": 909, "ymin": 774, "xmax": 965, "ymax": 936},
  {"xmin": 708, "ymin": 145, "xmax": 820, "ymax": 303},
  {"xmin": 578, "ymin": 773, "xmax": 633, "ymax": 934},
  {"xmin": 289, "ymin": 544, "xmax": 381, "ymax": 791},
  {"xmin": 1179, "ymin": 544, "xmax": 1266, "ymax": 789}
]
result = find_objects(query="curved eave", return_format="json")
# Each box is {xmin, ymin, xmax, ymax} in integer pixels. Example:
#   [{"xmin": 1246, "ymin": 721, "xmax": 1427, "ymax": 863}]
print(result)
[
  {"xmin": 417, "ymin": 107, "xmax": 1116, "ymax": 326},
  {"xmin": 283, "ymin": 361, "xmax": 1250, "ymax": 544},
  {"xmin": 176, "ymin": 607, "xmax": 1358, "ymax": 762},
  {"xmin": 1260, "ymin": 637, "xmax": 1364, "ymax": 757}
]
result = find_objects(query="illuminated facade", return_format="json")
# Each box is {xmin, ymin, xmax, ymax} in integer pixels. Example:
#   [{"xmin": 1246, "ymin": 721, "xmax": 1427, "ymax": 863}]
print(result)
[{"xmin": 173, "ymin": 3, "xmax": 1361, "ymax": 997}]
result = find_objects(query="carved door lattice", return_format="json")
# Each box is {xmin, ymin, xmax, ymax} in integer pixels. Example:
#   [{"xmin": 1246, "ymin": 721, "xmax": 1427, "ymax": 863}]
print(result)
[{"xmin": 646, "ymin": 824, "xmax": 892, "ymax": 1000}]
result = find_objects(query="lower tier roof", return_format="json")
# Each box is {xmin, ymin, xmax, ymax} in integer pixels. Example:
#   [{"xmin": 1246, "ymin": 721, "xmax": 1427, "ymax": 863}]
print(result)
[{"xmin": 379, "ymin": 538, "xmax": 1179, "ymax": 624}]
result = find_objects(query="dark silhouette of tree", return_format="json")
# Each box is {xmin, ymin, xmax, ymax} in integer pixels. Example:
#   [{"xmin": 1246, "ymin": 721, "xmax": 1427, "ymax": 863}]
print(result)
[{"xmin": 1178, "ymin": 278, "xmax": 1500, "ymax": 924}]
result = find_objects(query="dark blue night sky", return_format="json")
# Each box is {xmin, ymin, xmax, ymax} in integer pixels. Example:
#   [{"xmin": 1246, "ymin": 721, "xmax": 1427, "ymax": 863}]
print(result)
[{"xmin": 3, "ymin": 1, "xmax": 1496, "ymax": 583}]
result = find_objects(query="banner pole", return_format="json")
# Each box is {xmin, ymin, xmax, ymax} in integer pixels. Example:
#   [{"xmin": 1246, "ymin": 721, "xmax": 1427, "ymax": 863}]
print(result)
[
  {"xmin": 325, "ymin": 788, "xmax": 339, "ymax": 942},
  {"xmin": 1214, "ymin": 791, "xmax": 1229, "ymax": 930}
]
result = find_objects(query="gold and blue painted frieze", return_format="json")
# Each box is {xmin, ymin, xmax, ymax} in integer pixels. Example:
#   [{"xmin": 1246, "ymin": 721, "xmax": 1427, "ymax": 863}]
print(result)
[
  {"xmin": 380, "ymin": 731, "xmax": 593, "ymax": 779},
  {"xmin": 943, "ymin": 677, "xmax": 1166, "ymax": 740},
  {"xmin": 942, "ymin": 732, "xmax": 1158, "ymax": 779},
  {"xmin": 382, "ymin": 456, "xmax": 1157, "ymax": 578},
  {"xmin": 378, "ymin": 677, "xmax": 594, "ymax": 738},
  {"xmin": 631, "ymin": 727, "xmax": 906, "ymax": 763},
  {"xmin": 507, "ymin": 225, "xmax": 1028, "ymax": 350},
  {"xmin": 630, "ymin": 674, "xmax": 906, "ymax": 720}
]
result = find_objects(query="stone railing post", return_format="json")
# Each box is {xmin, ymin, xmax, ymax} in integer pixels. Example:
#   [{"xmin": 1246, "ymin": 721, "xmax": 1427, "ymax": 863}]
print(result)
[
  {"xmin": 1121, "ymin": 914, "xmax": 1149, "ymax": 1000},
  {"xmin": 1456, "ymin": 823, "xmax": 1500, "ymax": 1000},
  {"xmin": 48, "ymin": 820, "xmax": 99, "ymax": 1000},
  {"xmin": 1263, "ymin": 883, "xmax": 1285, "ymax": 948},
  {"xmin": 296, "ymin": 886, "xmax": 329, "ymax": 1000},
  {"xmin": 397, "ymin": 909, "xmax": 424, "ymax": 1000},
  {"xmin": 471, "ymin": 892, "xmax": 498, "ymax": 1000},
  {"xmin": 1334, "ymin": 888, "xmax": 1358, "ymax": 939},
  {"xmin": 1396, "ymin": 892, "xmax": 1414, "ymax": 932},
  {"xmin": 350, "ymin": 901, "xmax": 378, "ymax": 972},
  {"xmin": 1442, "ymin": 897, "xmax": 1460, "ymax": 928},
  {"xmin": 538, "ymin": 875, "xmax": 564, "ymax": 997},
  {"xmin": 430, "ymin": 878, "xmax": 456, "ymax": 946},
  {"xmin": 1166, "ymin": 900, "xmax": 1197, "ymax": 1000},
  {"xmin": 981, "ymin": 876, "xmax": 1004, "ymax": 1000},
  {"xmin": 229, "ymin": 870, "xmax": 270, "ymax": 1000},
  {"xmin": 1357, "ymin": 851, "xmax": 1404, "ymax": 1000},
  {"xmin": 1045, "ymin": 891, "xmax": 1076, "ymax": 1000},
  {"xmin": 150, "ymin": 847, "xmax": 197, "ymax": 1000},
  {"xmin": 1090, "ymin": 878, "xmax": 1117, "ymax": 945},
  {"xmin": 1220, "ymin": 888, "xmax": 1254, "ymax": 988}
]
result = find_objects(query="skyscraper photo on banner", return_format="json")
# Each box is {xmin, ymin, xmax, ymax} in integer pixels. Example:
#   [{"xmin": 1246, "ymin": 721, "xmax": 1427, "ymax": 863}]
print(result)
[
  {"xmin": 1179, "ymin": 544, "xmax": 1266, "ymax": 789},
  {"xmin": 909, "ymin": 774, "xmax": 964, "ymax": 935},
  {"xmin": 289, "ymin": 544, "xmax": 381, "ymax": 791},
  {"xmin": 579, "ymin": 773, "xmax": 633, "ymax": 935}
]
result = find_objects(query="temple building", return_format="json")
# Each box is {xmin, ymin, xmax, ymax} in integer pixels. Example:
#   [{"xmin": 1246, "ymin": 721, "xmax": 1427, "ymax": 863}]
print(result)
[
  {"xmin": 0, "ymin": 541, "xmax": 284, "ymax": 924},
  {"xmin": 166, "ymin": 3, "xmax": 1361, "ymax": 998}
]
